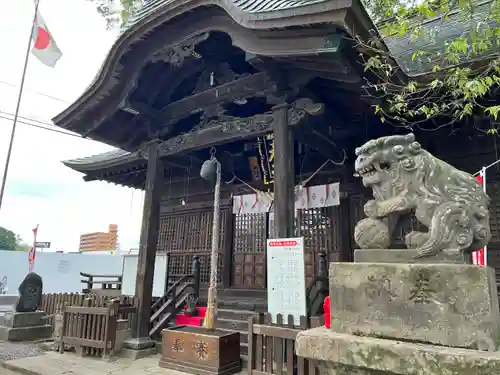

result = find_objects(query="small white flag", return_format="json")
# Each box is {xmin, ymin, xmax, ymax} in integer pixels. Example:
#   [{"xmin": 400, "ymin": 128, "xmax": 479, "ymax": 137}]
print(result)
[{"xmin": 31, "ymin": 11, "xmax": 62, "ymax": 67}]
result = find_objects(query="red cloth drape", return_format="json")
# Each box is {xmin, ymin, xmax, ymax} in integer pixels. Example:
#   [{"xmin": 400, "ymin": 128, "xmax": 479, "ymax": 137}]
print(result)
[{"xmin": 323, "ymin": 296, "xmax": 330, "ymax": 328}]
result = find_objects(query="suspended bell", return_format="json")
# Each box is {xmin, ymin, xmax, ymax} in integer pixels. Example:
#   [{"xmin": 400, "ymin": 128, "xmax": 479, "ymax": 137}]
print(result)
[{"xmin": 200, "ymin": 147, "xmax": 218, "ymax": 182}]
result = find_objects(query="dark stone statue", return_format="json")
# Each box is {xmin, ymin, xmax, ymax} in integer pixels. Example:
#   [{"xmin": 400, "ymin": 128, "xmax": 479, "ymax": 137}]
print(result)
[
  {"xmin": 353, "ymin": 133, "xmax": 491, "ymax": 260},
  {"xmin": 14, "ymin": 272, "xmax": 43, "ymax": 313}
]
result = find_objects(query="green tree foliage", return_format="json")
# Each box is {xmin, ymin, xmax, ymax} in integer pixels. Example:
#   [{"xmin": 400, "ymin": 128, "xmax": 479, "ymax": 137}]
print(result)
[
  {"xmin": 358, "ymin": 0, "xmax": 500, "ymax": 129},
  {"xmin": 86, "ymin": 0, "xmax": 143, "ymax": 29},
  {"xmin": 0, "ymin": 226, "xmax": 29, "ymax": 251}
]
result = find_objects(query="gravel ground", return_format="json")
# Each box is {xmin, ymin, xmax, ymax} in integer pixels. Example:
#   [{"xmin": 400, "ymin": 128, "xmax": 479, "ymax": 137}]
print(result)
[{"xmin": 0, "ymin": 341, "xmax": 44, "ymax": 362}]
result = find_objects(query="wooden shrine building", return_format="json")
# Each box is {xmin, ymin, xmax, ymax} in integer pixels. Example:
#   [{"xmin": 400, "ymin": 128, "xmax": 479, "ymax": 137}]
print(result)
[{"xmin": 53, "ymin": 0, "xmax": 500, "ymax": 347}]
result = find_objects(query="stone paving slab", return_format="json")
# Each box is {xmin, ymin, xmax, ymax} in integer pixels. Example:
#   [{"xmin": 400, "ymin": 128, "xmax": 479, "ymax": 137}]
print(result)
[
  {"xmin": 2, "ymin": 351, "xmax": 247, "ymax": 375},
  {"xmin": 0, "ymin": 367, "xmax": 19, "ymax": 375}
]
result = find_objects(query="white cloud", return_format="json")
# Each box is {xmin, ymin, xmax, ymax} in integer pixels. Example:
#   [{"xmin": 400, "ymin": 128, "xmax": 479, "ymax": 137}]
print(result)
[{"xmin": 0, "ymin": 0, "xmax": 144, "ymax": 251}]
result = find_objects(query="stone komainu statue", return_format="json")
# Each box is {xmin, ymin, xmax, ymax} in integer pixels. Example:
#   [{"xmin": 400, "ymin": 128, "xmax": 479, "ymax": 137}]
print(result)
[{"xmin": 353, "ymin": 133, "xmax": 491, "ymax": 259}]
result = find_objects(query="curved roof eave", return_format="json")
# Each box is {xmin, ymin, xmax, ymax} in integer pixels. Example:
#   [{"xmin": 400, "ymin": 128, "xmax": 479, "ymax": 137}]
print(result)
[
  {"xmin": 381, "ymin": 1, "xmax": 497, "ymax": 76},
  {"xmin": 62, "ymin": 149, "xmax": 143, "ymax": 173},
  {"xmin": 52, "ymin": 0, "xmax": 375, "ymax": 129}
]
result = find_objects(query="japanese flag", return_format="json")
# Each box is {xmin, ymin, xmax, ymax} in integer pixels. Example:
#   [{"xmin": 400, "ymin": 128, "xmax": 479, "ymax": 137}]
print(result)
[{"xmin": 31, "ymin": 11, "xmax": 62, "ymax": 67}]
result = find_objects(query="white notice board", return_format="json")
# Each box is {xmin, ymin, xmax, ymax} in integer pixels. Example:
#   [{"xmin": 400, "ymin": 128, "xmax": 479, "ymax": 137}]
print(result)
[{"xmin": 266, "ymin": 237, "xmax": 306, "ymax": 325}]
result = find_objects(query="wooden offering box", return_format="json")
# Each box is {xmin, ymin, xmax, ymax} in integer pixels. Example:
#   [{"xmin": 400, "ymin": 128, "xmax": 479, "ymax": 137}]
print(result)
[{"xmin": 160, "ymin": 325, "xmax": 241, "ymax": 375}]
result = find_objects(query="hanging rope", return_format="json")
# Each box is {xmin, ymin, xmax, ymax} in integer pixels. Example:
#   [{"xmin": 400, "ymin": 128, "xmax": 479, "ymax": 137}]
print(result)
[
  {"xmin": 227, "ymin": 152, "xmax": 347, "ymax": 204},
  {"xmin": 203, "ymin": 150, "xmax": 221, "ymax": 330}
]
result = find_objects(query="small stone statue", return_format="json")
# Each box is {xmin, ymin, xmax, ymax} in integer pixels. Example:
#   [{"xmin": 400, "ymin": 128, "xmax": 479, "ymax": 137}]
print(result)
[
  {"xmin": 14, "ymin": 272, "xmax": 43, "ymax": 312},
  {"xmin": 353, "ymin": 133, "xmax": 491, "ymax": 260}
]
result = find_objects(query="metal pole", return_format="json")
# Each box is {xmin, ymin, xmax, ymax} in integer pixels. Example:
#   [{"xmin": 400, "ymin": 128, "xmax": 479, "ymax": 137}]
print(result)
[
  {"xmin": 0, "ymin": 0, "xmax": 40, "ymax": 212},
  {"xmin": 473, "ymin": 158, "xmax": 500, "ymax": 176},
  {"xmin": 482, "ymin": 166, "xmax": 488, "ymax": 266}
]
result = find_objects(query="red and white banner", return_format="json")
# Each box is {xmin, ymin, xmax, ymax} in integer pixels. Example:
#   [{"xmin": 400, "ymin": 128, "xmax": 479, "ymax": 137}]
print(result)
[
  {"xmin": 232, "ymin": 183, "xmax": 340, "ymax": 214},
  {"xmin": 28, "ymin": 225, "xmax": 39, "ymax": 272},
  {"xmin": 473, "ymin": 173, "xmax": 486, "ymax": 267}
]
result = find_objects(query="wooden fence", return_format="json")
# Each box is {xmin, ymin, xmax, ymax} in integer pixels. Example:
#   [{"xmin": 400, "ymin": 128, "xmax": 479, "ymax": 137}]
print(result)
[
  {"xmin": 80, "ymin": 273, "xmax": 122, "ymax": 296},
  {"xmin": 40, "ymin": 293, "xmax": 136, "ymax": 328},
  {"xmin": 60, "ymin": 299, "xmax": 119, "ymax": 359},
  {"xmin": 248, "ymin": 313, "xmax": 323, "ymax": 375}
]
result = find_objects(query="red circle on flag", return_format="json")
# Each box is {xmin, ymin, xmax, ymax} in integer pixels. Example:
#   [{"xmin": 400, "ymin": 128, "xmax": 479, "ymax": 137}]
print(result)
[{"xmin": 34, "ymin": 27, "xmax": 50, "ymax": 50}]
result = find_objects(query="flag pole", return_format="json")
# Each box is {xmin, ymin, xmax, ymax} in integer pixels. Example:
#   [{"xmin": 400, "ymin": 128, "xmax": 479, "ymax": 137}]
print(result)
[
  {"xmin": 0, "ymin": 0, "xmax": 40, "ymax": 212},
  {"xmin": 29, "ymin": 224, "xmax": 39, "ymax": 272}
]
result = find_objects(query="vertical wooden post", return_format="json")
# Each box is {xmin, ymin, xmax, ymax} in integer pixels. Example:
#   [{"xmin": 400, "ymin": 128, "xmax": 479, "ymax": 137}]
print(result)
[
  {"xmin": 164, "ymin": 253, "xmax": 171, "ymax": 295},
  {"xmin": 338, "ymin": 196, "xmax": 352, "ymax": 262},
  {"xmin": 125, "ymin": 141, "xmax": 163, "ymax": 350},
  {"xmin": 191, "ymin": 255, "xmax": 201, "ymax": 300},
  {"xmin": 273, "ymin": 103, "xmax": 295, "ymax": 238},
  {"xmin": 222, "ymin": 208, "xmax": 233, "ymax": 288},
  {"xmin": 318, "ymin": 250, "xmax": 327, "ymax": 277}
]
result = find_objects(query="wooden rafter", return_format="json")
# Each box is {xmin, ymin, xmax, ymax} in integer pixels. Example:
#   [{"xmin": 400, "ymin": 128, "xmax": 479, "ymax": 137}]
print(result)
[
  {"xmin": 157, "ymin": 98, "xmax": 325, "ymax": 158},
  {"xmin": 294, "ymin": 127, "xmax": 341, "ymax": 161},
  {"xmin": 158, "ymin": 72, "xmax": 276, "ymax": 125}
]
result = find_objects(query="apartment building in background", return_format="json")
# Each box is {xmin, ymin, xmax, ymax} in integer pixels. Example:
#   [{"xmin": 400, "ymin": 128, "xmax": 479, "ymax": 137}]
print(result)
[{"xmin": 79, "ymin": 224, "xmax": 118, "ymax": 252}]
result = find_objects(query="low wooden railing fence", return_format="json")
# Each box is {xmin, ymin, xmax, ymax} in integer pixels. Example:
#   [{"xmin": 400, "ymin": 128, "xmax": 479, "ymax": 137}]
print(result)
[
  {"xmin": 40, "ymin": 293, "xmax": 136, "ymax": 329},
  {"xmin": 248, "ymin": 313, "xmax": 323, "ymax": 375},
  {"xmin": 80, "ymin": 273, "xmax": 122, "ymax": 296},
  {"xmin": 60, "ymin": 299, "xmax": 119, "ymax": 359}
]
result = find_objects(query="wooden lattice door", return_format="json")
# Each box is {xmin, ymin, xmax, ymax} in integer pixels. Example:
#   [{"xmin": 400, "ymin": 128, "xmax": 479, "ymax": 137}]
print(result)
[
  {"xmin": 232, "ymin": 213, "xmax": 267, "ymax": 288},
  {"xmin": 296, "ymin": 207, "xmax": 340, "ymax": 286},
  {"xmin": 157, "ymin": 209, "xmax": 227, "ymax": 284}
]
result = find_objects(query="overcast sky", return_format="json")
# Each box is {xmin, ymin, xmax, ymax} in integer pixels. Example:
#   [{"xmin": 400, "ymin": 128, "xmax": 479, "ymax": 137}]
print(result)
[{"xmin": 0, "ymin": 0, "xmax": 144, "ymax": 252}]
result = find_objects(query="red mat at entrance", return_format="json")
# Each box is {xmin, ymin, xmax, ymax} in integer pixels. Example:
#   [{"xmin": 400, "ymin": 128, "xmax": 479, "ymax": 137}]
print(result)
[
  {"xmin": 175, "ymin": 314, "xmax": 204, "ymax": 326},
  {"xmin": 175, "ymin": 306, "xmax": 207, "ymax": 326}
]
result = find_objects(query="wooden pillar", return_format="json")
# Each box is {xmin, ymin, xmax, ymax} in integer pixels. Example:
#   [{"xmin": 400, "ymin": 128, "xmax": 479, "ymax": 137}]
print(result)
[
  {"xmin": 126, "ymin": 141, "xmax": 163, "ymax": 349},
  {"xmin": 273, "ymin": 103, "xmax": 295, "ymax": 238}
]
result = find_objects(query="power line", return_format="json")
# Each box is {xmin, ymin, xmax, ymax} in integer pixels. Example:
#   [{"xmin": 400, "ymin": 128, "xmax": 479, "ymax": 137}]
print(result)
[
  {"xmin": 0, "ymin": 114, "xmax": 84, "ymax": 138},
  {"xmin": 0, "ymin": 79, "xmax": 70, "ymax": 104},
  {"xmin": 0, "ymin": 110, "xmax": 54, "ymax": 128},
  {"xmin": 0, "ymin": 110, "xmax": 89, "ymax": 139}
]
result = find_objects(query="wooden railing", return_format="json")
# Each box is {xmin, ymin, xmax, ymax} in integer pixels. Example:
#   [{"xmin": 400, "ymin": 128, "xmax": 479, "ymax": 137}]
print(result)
[
  {"xmin": 81, "ymin": 273, "xmax": 122, "ymax": 296},
  {"xmin": 40, "ymin": 293, "xmax": 136, "ymax": 329},
  {"xmin": 306, "ymin": 250, "xmax": 329, "ymax": 318},
  {"xmin": 248, "ymin": 313, "xmax": 323, "ymax": 375},
  {"xmin": 149, "ymin": 255, "xmax": 201, "ymax": 338},
  {"xmin": 59, "ymin": 299, "xmax": 120, "ymax": 359}
]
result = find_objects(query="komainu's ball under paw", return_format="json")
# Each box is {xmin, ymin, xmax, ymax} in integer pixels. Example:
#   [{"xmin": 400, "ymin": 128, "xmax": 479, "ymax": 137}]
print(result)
[{"xmin": 354, "ymin": 218, "xmax": 390, "ymax": 249}]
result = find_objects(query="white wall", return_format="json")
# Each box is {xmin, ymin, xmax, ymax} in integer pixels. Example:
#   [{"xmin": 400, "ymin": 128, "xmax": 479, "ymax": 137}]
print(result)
[
  {"xmin": 0, "ymin": 250, "xmax": 123, "ymax": 294},
  {"xmin": 121, "ymin": 253, "xmax": 167, "ymax": 298}
]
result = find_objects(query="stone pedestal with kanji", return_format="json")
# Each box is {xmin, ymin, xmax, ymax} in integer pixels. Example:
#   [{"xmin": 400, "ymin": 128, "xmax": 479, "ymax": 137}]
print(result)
[{"xmin": 296, "ymin": 260, "xmax": 500, "ymax": 375}]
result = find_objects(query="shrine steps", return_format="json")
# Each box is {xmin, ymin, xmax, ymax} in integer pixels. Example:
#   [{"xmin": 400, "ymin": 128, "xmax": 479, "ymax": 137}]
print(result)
[
  {"xmin": 216, "ymin": 308, "xmax": 257, "ymax": 368},
  {"xmin": 171, "ymin": 288, "xmax": 266, "ymax": 368},
  {"xmin": 198, "ymin": 287, "xmax": 268, "ymax": 311}
]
